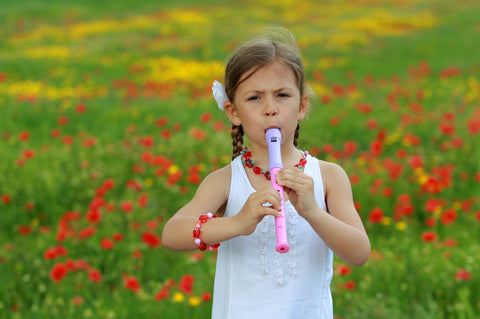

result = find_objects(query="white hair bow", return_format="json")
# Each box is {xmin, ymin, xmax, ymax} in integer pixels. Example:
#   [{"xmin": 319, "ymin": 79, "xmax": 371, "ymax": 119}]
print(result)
[{"xmin": 212, "ymin": 80, "xmax": 229, "ymax": 111}]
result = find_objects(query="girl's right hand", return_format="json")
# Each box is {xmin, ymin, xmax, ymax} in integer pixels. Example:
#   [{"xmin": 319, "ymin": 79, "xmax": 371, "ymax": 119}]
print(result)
[{"xmin": 235, "ymin": 187, "xmax": 282, "ymax": 236}]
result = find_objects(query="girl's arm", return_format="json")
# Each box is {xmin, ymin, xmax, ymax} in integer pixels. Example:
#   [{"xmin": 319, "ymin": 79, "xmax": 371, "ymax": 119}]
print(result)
[
  {"xmin": 161, "ymin": 165, "xmax": 282, "ymax": 251},
  {"xmin": 277, "ymin": 160, "xmax": 371, "ymax": 266},
  {"xmin": 161, "ymin": 166, "xmax": 237, "ymax": 251}
]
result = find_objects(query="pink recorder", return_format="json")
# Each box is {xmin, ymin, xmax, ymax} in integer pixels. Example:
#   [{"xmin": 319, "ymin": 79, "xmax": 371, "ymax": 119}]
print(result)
[{"xmin": 265, "ymin": 128, "xmax": 289, "ymax": 253}]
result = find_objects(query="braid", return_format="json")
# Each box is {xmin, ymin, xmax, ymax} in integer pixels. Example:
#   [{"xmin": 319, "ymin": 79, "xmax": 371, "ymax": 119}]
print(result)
[
  {"xmin": 231, "ymin": 124, "xmax": 244, "ymax": 159},
  {"xmin": 293, "ymin": 122, "xmax": 300, "ymax": 147}
]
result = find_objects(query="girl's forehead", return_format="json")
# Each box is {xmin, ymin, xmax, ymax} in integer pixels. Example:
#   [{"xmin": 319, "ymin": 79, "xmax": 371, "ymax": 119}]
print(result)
[{"xmin": 237, "ymin": 61, "xmax": 297, "ymax": 90}]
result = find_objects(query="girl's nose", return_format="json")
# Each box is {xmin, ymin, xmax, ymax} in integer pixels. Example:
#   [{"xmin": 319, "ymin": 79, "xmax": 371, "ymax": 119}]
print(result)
[{"xmin": 263, "ymin": 98, "xmax": 278, "ymax": 116}]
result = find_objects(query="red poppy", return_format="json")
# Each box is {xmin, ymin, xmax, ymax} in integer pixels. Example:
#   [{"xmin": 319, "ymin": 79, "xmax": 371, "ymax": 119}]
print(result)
[
  {"xmin": 132, "ymin": 249, "xmax": 142, "ymax": 259},
  {"xmin": 86, "ymin": 209, "xmax": 102, "ymax": 224},
  {"xmin": 343, "ymin": 141, "xmax": 357, "ymax": 157},
  {"xmin": 51, "ymin": 129, "xmax": 61, "ymax": 138},
  {"xmin": 140, "ymin": 136, "xmax": 154, "ymax": 148},
  {"xmin": 1, "ymin": 194, "xmax": 11, "ymax": 204},
  {"xmin": 213, "ymin": 121, "xmax": 224, "ymax": 132},
  {"xmin": 439, "ymin": 66, "xmax": 460, "ymax": 79},
  {"xmin": 321, "ymin": 95, "xmax": 331, "ymax": 104},
  {"xmin": 167, "ymin": 171, "xmax": 183, "ymax": 186},
  {"xmin": 344, "ymin": 280, "xmax": 356, "ymax": 290},
  {"xmin": 200, "ymin": 113, "xmax": 213, "ymax": 123},
  {"xmin": 355, "ymin": 103, "xmax": 373, "ymax": 113},
  {"xmin": 382, "ymin": 187, "xmax": 393, "ymax": 197},
  {"xmin": 337, "ymin": 264, "xmax": 352, "ymax": 276},
  {"xmin": 50, "ymin": 263, "xmax": 68, "ymax": 283},
  {"xmin": 188, "ymin": 173, "xmax": 202, "ymax": 184},
  {"xmin": 421, "ymin": 231, "xmax": 437, "ymax": 242},
  {"xmin": 425, "ymin": 217, "xmax": 436, "ymax": 227},
  {"xmin": 370, "ymin": 140, "xmax": 382, "ymax": 157},
  {"xmin": 454, "ymin": 269, "xmax": 471, "ymax": 281},
  {"xmin": 142, "ymin": 231, "xmax": 161, "ymax": 247},
  {"xmin": 121, "ymin": 201, "xmax": 134, "ymax": 213},
  {"xmin": 75, "ymin": 103, "xmax": 87, "ymax": 113},
  {"xmin": 396, "ymin": 149, "xmax": 407, "ymax": 159},
  {"xmin": 138, "ymin": 193, "xmax": 148, "ymax": 208},
  {"xmin": 22, "ymin": 149, "xmax": 35, "ymax": 159},
  {"xmin": 441, "ymin": 209, "xmax": 457, "ymax": 225},
  {"xmin": 155, "ymin": 286, "xmax": 170, "ymax": 301},
  {"xmin": 179, "ymin": 274, "xmax": 194, "ymax": 295},
  {"xmin": 18, "ymin": 225, "xmax": 31, "ymax": 235},
  {"xmin": 62, "ymin": 136, "xmax": 74, "ymax": 145},
  {"xmin": 58, "ymin": 116, "xmax": 69, "ymax": 126},
  {"xmin": 126, "ymin": 180, "xmax": 142, "ymax": 191},
  {"xmin": 368, "ymin": 207, "xmax": 383, "ymax": 224},
  {"xmin": 191, "ymin": 127, "xmax": 206, "ymax": 141},
  {"xmin": 366, "ymin": 118, "xmax": 378, "ymax": 130},
  {"xmin": 44, "ymin": 248, "xmax": 59, "ymax": 260},
  {"xmin": 101, "ymin": 238, "xmax": 114, "ymax": 250},
  {"xmin": 88, "ymin": 269, "xmax": 102, "ymax": 283},
  {"xmin": 329, "ymin": 117, "xmax": 340, "ymax": 126},
  {"xmin": 113, "ymin": 233, "xmax": 124, "ymax": 241},
  {"xmin": 332, "ymin": 84, "xmax": 344, "ymax": 96},
  {"xmin": 202, "ymin": 292, "xmax": 212, "ymax": 302},
  {"xmin": 322, "ymin": 144, "xmax": 333, "ymax": 154},
  {"xmin": 156, "ymin": 117, "xmax": 168, "ymax": 127},
  {"xmin": 124, "ymin": 275, "xmax": 141, "ymax": 292},
  {"xmin": 72, "ymin": 296, "xmax": 84, "ymax": 306},
  {"xmin": 161, "ymin": 129, "xmax": 172, "ymax": 139},
  {"xmin": 19, "ymin": 131, "xmax": 30, "ymax": 141},
  {"xmin": 438, "ymin": 122, "xmax": 455, "ymax": 136},
  {"xmin": 145, "ymin": 220, "xmax": 158, "ymax": 230},
  {"xmin": 78, "ymin": 226, "xmax": 96, "ymax": 239},
  {"xmin": 408, "ymin": 155, "xmax": 423, "ymax": 169}
]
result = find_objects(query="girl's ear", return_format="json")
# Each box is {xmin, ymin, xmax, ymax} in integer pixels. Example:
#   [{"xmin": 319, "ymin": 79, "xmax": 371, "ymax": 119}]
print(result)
[
  {"xmin": 224, "ymin": 101, "xmax": 242, "ymax": 126},
  {"xmin": 298, "ymin": 94, "xmax": 309, "ymax": 121}
]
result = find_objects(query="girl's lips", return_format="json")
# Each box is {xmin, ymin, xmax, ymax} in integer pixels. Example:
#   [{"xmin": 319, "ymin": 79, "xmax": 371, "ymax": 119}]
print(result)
[{"xmin": 265, "ymin": 126, "xmax": 280, "ymax": 132}]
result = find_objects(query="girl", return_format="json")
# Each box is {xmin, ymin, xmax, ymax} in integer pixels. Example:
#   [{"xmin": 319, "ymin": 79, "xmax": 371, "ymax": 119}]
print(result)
[{"xmin": 162, "ymin": 28, "xmax": 370, "ymax": 319}]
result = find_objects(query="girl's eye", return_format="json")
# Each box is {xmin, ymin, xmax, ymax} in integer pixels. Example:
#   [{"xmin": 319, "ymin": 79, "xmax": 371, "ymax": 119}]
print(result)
[
  {"xmin": 248, "ymin": 96, "xmax": 260, "ymax": 101},
  {"xmin": 277, "ymin": 93, "xmax": 290, "ymax": 98}
]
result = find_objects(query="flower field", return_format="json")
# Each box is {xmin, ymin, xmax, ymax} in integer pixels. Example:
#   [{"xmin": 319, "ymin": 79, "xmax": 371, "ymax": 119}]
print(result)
[{"xmin": 1, "ymin": 0, "xmax": 479, "ymax": 318}]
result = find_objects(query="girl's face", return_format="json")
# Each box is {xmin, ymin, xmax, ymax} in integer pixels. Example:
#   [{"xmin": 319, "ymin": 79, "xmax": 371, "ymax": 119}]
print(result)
[{"xmin": 225, "ymin": 60, "xmax": 308, "ymax": 148}]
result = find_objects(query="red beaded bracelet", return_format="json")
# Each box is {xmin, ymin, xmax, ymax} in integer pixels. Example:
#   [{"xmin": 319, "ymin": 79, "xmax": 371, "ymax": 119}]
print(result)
[{"xmin": 193, "ymin": 213, "xmax": 221, "ymax": 251}]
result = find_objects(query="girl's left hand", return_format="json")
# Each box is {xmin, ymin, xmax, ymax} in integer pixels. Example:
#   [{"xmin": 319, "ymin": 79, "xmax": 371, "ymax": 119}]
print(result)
[{"xmin": 275, "ymin": 168, "xmax": 317, "ymax": 218}]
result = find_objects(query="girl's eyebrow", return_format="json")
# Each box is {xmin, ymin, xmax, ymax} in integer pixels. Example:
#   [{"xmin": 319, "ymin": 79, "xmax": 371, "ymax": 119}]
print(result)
[{"xmin": 243, "ymin": 87, "xmax": 294, "ymax": 95}]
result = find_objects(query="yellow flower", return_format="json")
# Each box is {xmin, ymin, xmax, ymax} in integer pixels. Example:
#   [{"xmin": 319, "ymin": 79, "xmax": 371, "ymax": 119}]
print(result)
[
  {"xmin": 188, "ymin": 297, "xmax": 201, "ymax": 307},
  {"xmin": 395, "ymin": 222, "xmax": 408, "ymax": 231},
  {"xmin": 221, "ymin": 154, "xmax": 230, "ymax": 165},
  {"xmin": 168, "ymin": 165, "xmax": 180, "ymax": 175},
  {"xmin": 172, "ymin": 292, "xmax": 184, "ymax": 303},
  {"xmin": 381, "ymin": 217, "xmax": 392, "ymax": 226},
  {"xmin": 23, "ymin": 45, "xmax": 72, "ymax": 60},
  {"xmin": 145, "ymin": 178, "xmax": 153, "ymax": 187}
]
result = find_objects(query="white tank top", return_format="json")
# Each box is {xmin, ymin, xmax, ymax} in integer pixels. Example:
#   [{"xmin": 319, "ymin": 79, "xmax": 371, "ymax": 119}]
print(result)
[{"xmin": 212, "ymin": 154, "xmax": 334, "ymax": 319}]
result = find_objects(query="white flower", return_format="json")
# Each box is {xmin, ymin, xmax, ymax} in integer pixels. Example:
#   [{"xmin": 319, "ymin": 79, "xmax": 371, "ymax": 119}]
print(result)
[{"xmin": 212, "ymin": 80, "xmax": 229, "ymax": 111}]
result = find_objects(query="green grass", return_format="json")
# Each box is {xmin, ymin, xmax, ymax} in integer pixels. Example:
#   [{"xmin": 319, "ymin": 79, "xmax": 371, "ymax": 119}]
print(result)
[{"xmin": 1, "ymin": 0, "xmax": 480, "ymax": 318}]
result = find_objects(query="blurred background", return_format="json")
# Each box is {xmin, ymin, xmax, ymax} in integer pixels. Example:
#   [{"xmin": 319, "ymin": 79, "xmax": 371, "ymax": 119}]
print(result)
[{"xmin": 1, "ymin": 0, "xmax": 479, "ymax": 318}]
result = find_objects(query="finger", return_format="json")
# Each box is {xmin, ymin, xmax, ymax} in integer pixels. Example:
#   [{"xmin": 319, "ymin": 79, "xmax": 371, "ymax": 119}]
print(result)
[
  {"xmin": 260, "ymin": 205, "xmax": 282, "ymax": 217},
  {"xmin": 277, "ymin": 170, "xmax": 312, "ymax": 188},
  {"xmin": 261, "ymin": 192, "xmax": 282, "ymax": 212}
]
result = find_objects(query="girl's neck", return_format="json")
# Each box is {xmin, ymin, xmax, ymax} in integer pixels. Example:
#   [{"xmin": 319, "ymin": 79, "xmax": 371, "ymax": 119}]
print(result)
[{"xmin": 246, "ymin": 143, "xmax": 302, "ymax": 169}]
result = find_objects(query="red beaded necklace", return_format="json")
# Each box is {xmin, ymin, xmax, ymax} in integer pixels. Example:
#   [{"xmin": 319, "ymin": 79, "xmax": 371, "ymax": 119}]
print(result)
[{"xmin": 240, "ymin": 147, "xmax": 307, "ymax": 180}]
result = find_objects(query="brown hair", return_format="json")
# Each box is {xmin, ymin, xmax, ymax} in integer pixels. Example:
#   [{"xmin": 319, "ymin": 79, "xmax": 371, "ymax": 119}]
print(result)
[{"xmin": 224, "ymin": 28, "xmax": 308, "ymax": 159}]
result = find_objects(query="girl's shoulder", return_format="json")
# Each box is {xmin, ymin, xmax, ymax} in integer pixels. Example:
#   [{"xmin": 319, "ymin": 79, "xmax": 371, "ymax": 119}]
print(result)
[
  {"xmin": 318, "ymin": 159, "xmax": 345, "ymax": 174},
  {"xmin": 197, "ymin": 164, "xmax": 232, "ymax": 217},
  {"xmin": 200, "ymin": 163, "xmax": 232, "ymax": 188},
  {"xmin": 317, "ymin": 159, "xmax": 351, "ymax": 192},
  {"xmin": 195, "ymin": 163, "xmax": 232, "ymax": 199}
]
